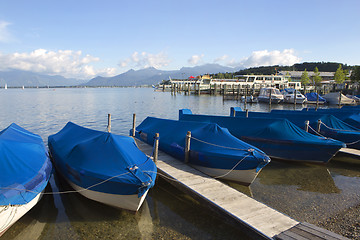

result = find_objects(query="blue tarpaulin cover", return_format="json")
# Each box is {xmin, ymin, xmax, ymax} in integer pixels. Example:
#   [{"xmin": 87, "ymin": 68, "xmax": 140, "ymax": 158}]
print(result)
[
  {"xmin": 302, "ymin": 108, "xmax": 360, "ymax": 129},
  {"xmin": 0, "ymin": 123, "xmax": 52, "ymax": 205},
  {"xmin": 180, "ymin": 109, "xmax": 345, "ymax": 163},
  {"xmin": 133, "ymin": 117, "xmax": 270, "ymax": 172},
  {"xmin": 266, "ymin": 110, "xmax": 360, "ymax": 149},
  {"xmin": 48, "ymin": 122, "xmax": 157, "ymax": 197},
  {"xmin": 305, "ymin": 92, "xmax": 326, "ymax": 102}
]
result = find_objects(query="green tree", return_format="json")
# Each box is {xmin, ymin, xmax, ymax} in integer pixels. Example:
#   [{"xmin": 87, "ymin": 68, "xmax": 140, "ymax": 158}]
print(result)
[
  {"xmin": 334, "ymin": 64, "xmax": 345, "ymax": 84},
  {"xmin": 351, "ymin": 66, "xmax": 360, "ymax": 82},
  {"xmin": 312, "ymin": 67, "xmax": 322, "ymax": 86},
  {"xmin": 301, "ymin": 69, "xmax": 310, "ymax": 86}
]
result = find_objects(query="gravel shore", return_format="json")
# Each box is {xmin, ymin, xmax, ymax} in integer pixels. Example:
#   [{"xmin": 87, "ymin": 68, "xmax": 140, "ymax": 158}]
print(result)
[{"xmin": 317, "ymin": 203, "xmax": 360, "ymax": 239}]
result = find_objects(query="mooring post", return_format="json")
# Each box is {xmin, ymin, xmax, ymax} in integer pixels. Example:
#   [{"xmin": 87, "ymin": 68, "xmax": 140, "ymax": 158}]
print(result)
[
  {"xmin": 338, "ymin": 91, "xmax": 342, "ymax": 106},
  {"xmin": 185, "ymin": 131, "xmax": 191, "ymax": 163},
  {"xmin": 317, "ymin": 119, "xmax": 322, "ymax": 132},
  {"xmin": 269, "ymin": 89, "xmax": 272, "ymax": 108},
  {"xmin": 153, "ymin": 133, "xmax": 159, "ymax": 163},
  {"xmin": 246, "ymin": 109, "xmax": 249, "ymax": 118},
  {"xmin": 132, "ymin": 113, "xmax": 136, "ymax": 137},
  {"xmin": 294, "ymin": 89, "xmax": 297, "ymax": 107},
  {"xmin": 305, "ymin": 120, "xmax": 309, "ymax": 132},
  {"xmin": 107, "ymin": 114, "xmax": 111, "ymax": 133},
  {"xmin": 316, "ymin": 89, "xmax": 319, "ymax": 110}
]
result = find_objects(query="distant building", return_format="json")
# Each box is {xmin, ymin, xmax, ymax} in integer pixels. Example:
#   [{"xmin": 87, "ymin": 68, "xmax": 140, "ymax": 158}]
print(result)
[{"xmin": 278, "ymin": 71, "xmax": 335, "ymax": 82}]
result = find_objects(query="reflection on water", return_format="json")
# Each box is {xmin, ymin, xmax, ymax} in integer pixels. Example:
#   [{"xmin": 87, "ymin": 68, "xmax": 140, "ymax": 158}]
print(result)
[{"xmin": 1, "ymin": 88, "xmax": 360, "ymax": 239}]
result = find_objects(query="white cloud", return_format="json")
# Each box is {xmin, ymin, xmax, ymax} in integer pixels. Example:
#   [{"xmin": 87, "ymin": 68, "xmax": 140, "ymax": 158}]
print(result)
[
  {"xmin": 188, "ymin": 54, "xmax": 204, "ymax": 65},
  {"xmin": 0, "ymin": 49, "xmax": 117, "ymax": 79},
  {"xmin": 0, "ymin": 20, "xmax": 14, "ymax": 43},
  {"xmin": 213, "ymin": 49, "xmax": 301, "ymax": 68},
  {"xmin": 119, "ymin": 51, "xmax": 171, "ymax": 69},
  {"xmin": 240, "ymin": 49, "xmax": 301, "ymax": 68}
]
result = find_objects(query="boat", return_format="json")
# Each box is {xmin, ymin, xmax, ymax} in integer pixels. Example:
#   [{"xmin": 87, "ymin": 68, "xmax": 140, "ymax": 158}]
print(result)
[
  {"xmin": 133, "ymin": 117, "xmax": 270, "ymax": 185},
  {"xmin": 0, "ymin": 123, "xmax": 52, "ymax": 237},
  {"xmin": 48, "ymin": 122, "xmax": 157, "ymax": 212},
  {"xmin": 179, "ymin": 109, "xmax": 345, "ymax": 164},
  {"xmin": 322, "ymin": 92, "xmax": 356, "ymax": 105},
  {"xmin": 304, "ymin": 92, "xmax": 326, "ymax": 104},
  {"xmin": 281, "ymin": 88, "xmax": 307, "ymax": 104},
  {"xmin": 241, "ymin": 95, "xmax": 258, "ymax": 103},
  {"xmin": 257, "ymin": 87, "xmax": 284, "ymax": 103},
  {"xmin": 233, "ymin": 108, "xmax": 360, "ymax": 150},
  {"xmin": 4, "ymin": 84, "xmax": 7, "ymax": 90}
]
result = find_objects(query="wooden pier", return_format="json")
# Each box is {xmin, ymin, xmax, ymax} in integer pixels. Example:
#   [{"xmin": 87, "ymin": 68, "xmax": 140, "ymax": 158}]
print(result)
[{"xmin": 134, "ymin": 138, "xmax": 349, "ymax": 240}]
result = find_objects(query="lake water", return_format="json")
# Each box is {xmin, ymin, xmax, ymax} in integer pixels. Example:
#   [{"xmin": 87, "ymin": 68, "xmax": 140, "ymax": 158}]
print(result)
[{"xmin": 1, "ymin": 88, "xmax": 360, "ymax": 239}]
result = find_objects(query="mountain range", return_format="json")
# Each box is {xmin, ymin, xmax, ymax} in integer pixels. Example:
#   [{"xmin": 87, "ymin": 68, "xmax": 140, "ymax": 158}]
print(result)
[{"xmin": 0, "ymin": 64, "xmax": 237, "ymax": 87}]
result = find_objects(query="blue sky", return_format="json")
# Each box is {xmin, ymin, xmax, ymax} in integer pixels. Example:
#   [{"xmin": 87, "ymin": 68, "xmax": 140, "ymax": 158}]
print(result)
[{"xmin": 0, "ymin": 0, "xmax": 359, "ymax": 79}]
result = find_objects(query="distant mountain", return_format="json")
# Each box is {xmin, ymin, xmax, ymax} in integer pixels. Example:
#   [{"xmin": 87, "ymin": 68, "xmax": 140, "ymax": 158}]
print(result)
[
  {"xmin": 0, "ymin": 70, "xmax": 86, "ymax": 87},
  {"xmin": 85, "ymin": 64, "xmax": 237, "ymax": 87}
]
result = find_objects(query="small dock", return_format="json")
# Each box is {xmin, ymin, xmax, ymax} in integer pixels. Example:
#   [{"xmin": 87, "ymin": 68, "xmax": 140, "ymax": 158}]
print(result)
[
  {"xmin": 134, "ymin": 138, "xmax": 349, "ymax": 240},
  {"xmin": 339, "ymin": 147, "xmax": 360, "ymax": 158}
]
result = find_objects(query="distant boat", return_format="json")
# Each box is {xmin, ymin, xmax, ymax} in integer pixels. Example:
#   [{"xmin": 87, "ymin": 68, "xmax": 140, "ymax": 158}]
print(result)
[
  {"xmin": 133, "ymin": 117, "xmax": 270, "ymax": 185},
  {"xmin": 48, "ymin": 122, "xmax": 157, "ymax": 211},
  {"xmin": 258, "ymin": 87, "xmax": 284, "ymax": 103},
  {"xmin": 0, "ymin": 123, "xmax": 52, "ymax": 237},
  {"xmin": 281, "ymin": 88, "xmax": 306, "ymax": 104},
  {"xmin": 305, "ymin": 92, "xmax": 326, "ymax": 104},
  {"xmin": 4, "ymin": 84, "xmax": 7, "ymax": 90},
  {"xmin": 22, "ymin": 86, "xmax": 24, "ymax": 90},
  {"xmin": 322, "ymin": 92, "xmax": 356, "ymax": 105}
]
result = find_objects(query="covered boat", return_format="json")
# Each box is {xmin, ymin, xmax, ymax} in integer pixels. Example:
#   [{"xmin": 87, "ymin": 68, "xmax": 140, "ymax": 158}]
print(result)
[
  {"xmin": 133, "ymin": 117, "xmax": 270, "ymax": 185},
  {"xmin": 303, "ymin": 108, "xmax": 360, "ymax": 129},
  {"xmin": 322, "ymin": 92, "xmax": 356, "ymax": 105},
  {"xmin": 281, "ymin": 88, "xmax": 307, "ymax": 104},
  {"xmin": 304, "ymin": 92, "xmax": 326, "ymax": 104},
  {"xmin": 180, "ymin": 109, "xmax": 345, "ymax": 164},
  {"xmin": 48, "ymin": 122, "xmax": 157, "ymax": 212},
  {"xmin": 258, "ymin": 87, "xmax": 284, "ymax": 103},
  {"xmin": 1, "ymin": 123, "xmax": 52, "ymax": 237},
  {"xmin": 234, "ymin": 109, "xmax": 360, "ymax": 150}
]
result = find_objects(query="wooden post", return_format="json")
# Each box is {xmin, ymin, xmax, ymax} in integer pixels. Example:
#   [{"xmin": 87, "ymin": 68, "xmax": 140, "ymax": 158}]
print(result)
[
  {"xmin": 237, "ymin": 84, "xmax": 241, "ymax": 97},
  {"xmin": 246, "ymin": 109, "xmax": 249, "ymax": 118},
  {"xmin": 269, "ymin": 89, "xmax": 272, "ymax": 108},
  {"xmin": 317, "ymin": 119, "xmax": 322, "ymax": 132},
  {"xmin": 338, "ymin": 91, "xmax": 342, "ymax": 106},
  {"xmin": 305, "ymin": 120, "xmax": 309, "ymax": 132},
  {"xmin": 185, "ymin": 131, "xmax": 191, "ymax": 163},
  {"xmin": 316, "ymin": 90, "xmax": 320, "ymax": 110},
  {"xmin": 132, "ymin": 113, "xmax": 136, "ymax": 137},
  {"xmin": 294, "ymin": 89, "xmax": 297, "ymax": 107},
  {"xmin": 244, "ymin": 86, "xmax": 247, "ymax": 109},
  {"xmin": 153, "ymin": 133, "xmax": 159, "ymax": 163},
  {"xmin": 107, "ymin": 114, "xmax": 111, "ymax": 133}
]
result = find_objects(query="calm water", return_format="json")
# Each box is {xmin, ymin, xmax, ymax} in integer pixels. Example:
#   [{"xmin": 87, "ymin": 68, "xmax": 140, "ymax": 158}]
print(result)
[{"xmin": 1, "ymin": 88, "xmax": 360, "ymax": 239}]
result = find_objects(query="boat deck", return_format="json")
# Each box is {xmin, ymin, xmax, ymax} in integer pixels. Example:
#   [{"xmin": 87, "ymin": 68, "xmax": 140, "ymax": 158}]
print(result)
[{"xmin": 134, "ymin": 138, "xmax": 349, "ymax": 240}]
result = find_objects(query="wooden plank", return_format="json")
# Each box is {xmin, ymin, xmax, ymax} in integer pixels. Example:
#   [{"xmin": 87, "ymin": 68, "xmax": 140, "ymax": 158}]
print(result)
[
  {"xmin": 134, "ymin": 139, "xmax": 348, "ymax": 240},
  {"xmin": 339, "ymin": 147, "xmax": 360, "ymax": 157}
]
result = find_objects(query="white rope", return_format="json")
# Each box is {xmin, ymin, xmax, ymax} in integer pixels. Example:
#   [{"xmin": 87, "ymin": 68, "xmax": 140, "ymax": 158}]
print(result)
[
  {"xmin": 190, "ymin": 136, "xmax": 255, "ymax": 152},
  {"xmin": 307, "ymin": 124, "xmax": 327, "ymax": 138},
  {"xmin": 0, "ymin": 171, "xmax": 134, "ymax": 196},
  {"xmin": 313, "ymin": 122, "xmax": 360, "ymax": 145},
  {"xmin": 0, "ymin": 204, "xmax": 18, "ymax": 233},
  {"xmin": 213, "ymin": 153, "xmax": 251, "ymax": 179},
  {"xmin": 320, "ymin": 121, "xmax": 360, "ymax": 133}
]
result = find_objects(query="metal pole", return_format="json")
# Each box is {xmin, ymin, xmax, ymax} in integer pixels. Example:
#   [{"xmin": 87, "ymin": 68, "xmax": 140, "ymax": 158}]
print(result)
[
  {"xmin": 305, "ymin": 120, "xmax": 309, "ymax": 132},
  {"xmin": 317, "ymin": 119, "xmax": 322, "ymax": 132},
  {"xmin": 107, "ymin": 114, "xmax": 111, "ymax": 133},
  {"xmin": 153, "ymin": 133, "xmax": 159, "ymax": 163},
  {"xmin": 185, "ymin": 131, "xmax": 191, "ymax": 163},
  {"xmin": 132, "ymin": 113, "xmax": 136, "ymax": 137}
]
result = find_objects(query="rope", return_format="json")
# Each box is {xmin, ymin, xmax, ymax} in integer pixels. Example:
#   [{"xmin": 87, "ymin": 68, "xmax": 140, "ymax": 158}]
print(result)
[
  {"xmin": 190, "ymin": 136, "xmax": 255, "ymax": 152},
  {"xmin": 213, "ymin": 153, "xmax": 252, "ymax": 179},
  {"xmin": 0, "ymin": 171, "xmax": 133, "ymax": 196},
  {"xmin": 320, "ymin": 122, "xmax": 360, "ymax": 133},
  {"xmin": 307, "ymin": 124, "xmax": 327, "ymax": 138}
]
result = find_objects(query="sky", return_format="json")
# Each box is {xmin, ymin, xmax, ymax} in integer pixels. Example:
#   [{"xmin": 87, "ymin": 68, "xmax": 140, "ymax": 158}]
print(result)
[{"xmin": 0, "ymin": 0, "xmax": 359, "ymax": 79}]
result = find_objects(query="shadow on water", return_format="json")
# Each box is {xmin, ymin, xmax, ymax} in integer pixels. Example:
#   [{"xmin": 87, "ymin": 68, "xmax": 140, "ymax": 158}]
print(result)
[{"xmin": 148, "ymin": 177, "xmax": 251, "ymax": 240}]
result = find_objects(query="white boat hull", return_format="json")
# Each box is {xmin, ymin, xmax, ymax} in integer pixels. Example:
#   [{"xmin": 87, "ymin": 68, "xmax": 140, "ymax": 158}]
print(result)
[
  {"xmin": 0, "ymin": 191, "xmax": 43, "ymax": 237},
  {"xmin": 66, "ymin": 178, "xmax": 148, "ymax": 212},
  {"xmin": 190, "ymin": 165, "xmax": 260, "ymax": 186}
]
